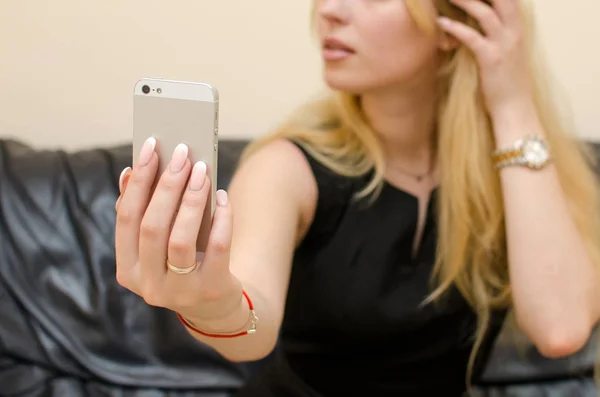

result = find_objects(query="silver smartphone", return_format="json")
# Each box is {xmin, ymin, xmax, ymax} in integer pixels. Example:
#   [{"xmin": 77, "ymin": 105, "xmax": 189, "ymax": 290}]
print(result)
[{"xmin": 132, "ymin": 78, "xmax": 219, "ymax": 253}]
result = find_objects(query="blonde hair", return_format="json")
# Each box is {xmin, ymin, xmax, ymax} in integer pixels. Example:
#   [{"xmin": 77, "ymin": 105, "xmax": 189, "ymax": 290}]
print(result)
[{"xmin": 243, "ymin": 0, "xmax": 600, "ymax": 388}]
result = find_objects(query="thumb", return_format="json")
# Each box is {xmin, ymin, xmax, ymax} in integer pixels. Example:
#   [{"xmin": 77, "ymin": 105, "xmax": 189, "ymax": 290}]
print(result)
[{"xmin": 201, "ymin": 190, "xmax": 233, "ymax": 277}]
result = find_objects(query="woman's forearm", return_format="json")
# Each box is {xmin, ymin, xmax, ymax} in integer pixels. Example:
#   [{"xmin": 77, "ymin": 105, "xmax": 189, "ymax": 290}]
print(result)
[{"xmin": 493, "ymin": 105, "xmax": 599, "ymax": 358}]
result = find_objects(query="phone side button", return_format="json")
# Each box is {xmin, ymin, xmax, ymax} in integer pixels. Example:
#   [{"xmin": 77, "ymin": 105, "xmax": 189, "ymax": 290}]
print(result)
[
  {"xmin": 214, "ymin": 109, "xmax": 219, "ymax": 135},
  {"xmin": 214, "ymin": 143, "xmax": 218, "ymax": 151}
]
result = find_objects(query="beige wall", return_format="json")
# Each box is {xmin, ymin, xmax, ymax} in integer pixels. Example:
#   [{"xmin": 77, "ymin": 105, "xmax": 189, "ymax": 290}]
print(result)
[{"xmin": 0, "ymin": 0, "xmax": 598, "ymax": 150}]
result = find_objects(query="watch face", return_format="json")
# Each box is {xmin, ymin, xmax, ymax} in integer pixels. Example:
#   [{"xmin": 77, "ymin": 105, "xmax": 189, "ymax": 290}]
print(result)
[{"xmin": 523, "ymin": 138, "xmax": 549, "ymax": 168}]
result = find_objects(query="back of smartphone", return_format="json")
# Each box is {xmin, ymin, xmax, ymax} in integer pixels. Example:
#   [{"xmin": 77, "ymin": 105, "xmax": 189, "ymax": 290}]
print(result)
[{"xmin": 133, "ymin": 78, "xmax": 219, "ymax": 253}]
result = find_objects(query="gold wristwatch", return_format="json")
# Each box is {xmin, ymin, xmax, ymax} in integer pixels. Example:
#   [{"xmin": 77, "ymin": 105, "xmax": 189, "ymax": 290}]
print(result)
[{"xmin": 492, "ymin": 135, "xmax": 551, "ymax": 170}]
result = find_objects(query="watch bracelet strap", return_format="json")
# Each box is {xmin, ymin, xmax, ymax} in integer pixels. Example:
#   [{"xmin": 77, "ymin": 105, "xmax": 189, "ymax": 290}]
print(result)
[
  {"xmin": 492, "ymin": 148, "xmax": 521, "ymax": 165},
  {"xmin": 495, "ymin": 155, "xmax": 553, "ymax": 170},
  {"xmin": 491, "ymin": 134, "xmax": 551, "ymax": 170},
  {"xmin": 494, "ymin": 156, "xmax": 525, "ymax": 169}
]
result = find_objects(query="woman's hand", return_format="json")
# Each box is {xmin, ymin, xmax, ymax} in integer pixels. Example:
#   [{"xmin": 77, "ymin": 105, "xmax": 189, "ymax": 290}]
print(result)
[
  {"xmin": 438, "ymin": 0, "xmax": 534, "ymax": 120},
  {"xmin": 114, "ymin": 138, "xmax": 243, "ymax": 325}
]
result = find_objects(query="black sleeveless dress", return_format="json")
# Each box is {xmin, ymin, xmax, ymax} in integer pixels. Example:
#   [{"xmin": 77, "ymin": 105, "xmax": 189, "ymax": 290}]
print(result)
[{"xmin": 236, "ymin": 142, "xmax": 480, "ymax": 396}]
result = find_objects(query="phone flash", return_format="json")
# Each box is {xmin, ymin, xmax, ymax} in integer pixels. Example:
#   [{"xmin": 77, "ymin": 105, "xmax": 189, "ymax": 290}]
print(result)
[{"xmin": 157, "ymin": 88, "xmax": 162, "ymax": 94}]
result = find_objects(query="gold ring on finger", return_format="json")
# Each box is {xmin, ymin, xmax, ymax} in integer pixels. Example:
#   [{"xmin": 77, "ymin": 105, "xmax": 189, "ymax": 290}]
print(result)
[{"xmin": 166, "ymin": 259, "xmax": 198, "ymax": 275}]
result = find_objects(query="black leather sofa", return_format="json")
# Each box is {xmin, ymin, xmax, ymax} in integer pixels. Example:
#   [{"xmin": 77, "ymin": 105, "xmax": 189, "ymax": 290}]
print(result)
[{"xmin": 0, "ymin": 138, "xmax": 597, "ymax": 396}]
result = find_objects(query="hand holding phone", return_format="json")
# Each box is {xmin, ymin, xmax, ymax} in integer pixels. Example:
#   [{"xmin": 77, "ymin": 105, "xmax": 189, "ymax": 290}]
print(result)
[
  {"xmin": 132, "ymin": 78, "xmax": 219, "ymax": 252},
  {"xmin": 114, "ymin": 79, "xmax": 244, "ymax": 324}
]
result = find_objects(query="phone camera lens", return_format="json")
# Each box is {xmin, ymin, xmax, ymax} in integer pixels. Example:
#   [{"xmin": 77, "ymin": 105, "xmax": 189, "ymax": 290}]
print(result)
[{"xmin": 142, "ymin": 85, "xmax": 150, "ymax": 94}]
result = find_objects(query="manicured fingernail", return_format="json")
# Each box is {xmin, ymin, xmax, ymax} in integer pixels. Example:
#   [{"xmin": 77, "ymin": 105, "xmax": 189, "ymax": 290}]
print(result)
[
  {"xmin": 216, "ymin": 190, "xmax": 228, "ymax": 206},
  {"xmin": 437, "ymin": 17, "xmax": 451, "ymax": 27},
  {"xmin": 138, "ymin": 137, "xmax": 156, "ymax": 166},
  {"xmin": 170, "ymin": 143, "xmax": 189, "ymax": 173},
  {"xmin": 189, "ymin": 161, "xmax": 207, "ymax": 191},
  {"xmin": 118, "ymin": 167, "xmax": 131, "ymax": 192}
]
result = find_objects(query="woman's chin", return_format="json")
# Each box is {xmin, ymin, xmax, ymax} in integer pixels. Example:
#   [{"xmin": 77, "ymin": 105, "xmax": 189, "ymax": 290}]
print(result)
[
  {"xmin": 324, "ymin": 77, "xmax": 367, "ymax": 95},
  {"xmin": 322, "ymin": 68, "xmax": 370, "ymax": 94}
]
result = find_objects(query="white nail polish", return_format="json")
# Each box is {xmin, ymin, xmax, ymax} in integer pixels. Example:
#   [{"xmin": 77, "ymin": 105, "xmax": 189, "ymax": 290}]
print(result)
[
  {"xmin": 147, "ymin": 137, "xmax": 157, "ymax": 150},
  {"xmin": 119, "ymin": 167, "xmax": 131, "ymax": 191}
]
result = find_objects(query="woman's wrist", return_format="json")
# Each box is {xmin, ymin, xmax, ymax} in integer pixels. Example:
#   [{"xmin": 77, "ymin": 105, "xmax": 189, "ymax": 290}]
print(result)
[
  {"xmin": 183, "ymin": 292, "xmax": 250, "ymax": 334},
  {"xmin": 179, "ymin": 275, "xmax": 252, "ymax": 334},
  {"xmin": 491, "ymin": 100, "xmax": 543, "ymax": 148}
]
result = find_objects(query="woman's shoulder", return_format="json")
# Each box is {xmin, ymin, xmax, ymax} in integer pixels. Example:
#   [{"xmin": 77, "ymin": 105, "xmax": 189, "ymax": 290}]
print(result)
[
  {"xmin": 234, "ymin": 138, "xmax": 318, "ymax": 203},
  {"xmin": 231, "ymin": 139, "xmax": 319, "ymax": 239},
  {"xmin": 240, "ymin": 137, "xmax": 355, "ymax": 193},
  {"xmin": 235, "ymin": 137, "xmax": 358, "ymax": 244}
]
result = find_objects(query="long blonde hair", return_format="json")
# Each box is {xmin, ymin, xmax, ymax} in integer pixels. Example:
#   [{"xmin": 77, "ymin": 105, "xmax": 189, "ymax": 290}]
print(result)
[{"xmin": 243, "ymin": 0, "xmax": 600, "ymax": 387}]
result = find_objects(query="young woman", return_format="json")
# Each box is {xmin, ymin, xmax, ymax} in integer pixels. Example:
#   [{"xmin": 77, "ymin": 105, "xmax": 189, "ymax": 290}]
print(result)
[{"xmin": 114, "ymin": 0, "xmax": 600, "ymax": 395}]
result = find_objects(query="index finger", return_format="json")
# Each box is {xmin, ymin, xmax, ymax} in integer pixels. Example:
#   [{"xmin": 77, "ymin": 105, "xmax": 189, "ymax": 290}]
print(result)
[
  {"xmin": 489, "ymin": 0, "xmax": 520, "ymax": 25},
  {"xmin": 115, "ymin": 138, "xmax": 159, "ymax": 272}
]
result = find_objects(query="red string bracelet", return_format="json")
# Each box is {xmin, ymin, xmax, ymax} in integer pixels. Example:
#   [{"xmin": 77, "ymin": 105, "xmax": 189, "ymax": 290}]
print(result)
[{"xmin": 176, "ymin": 289, "xmax": 258, "ymax": 339}]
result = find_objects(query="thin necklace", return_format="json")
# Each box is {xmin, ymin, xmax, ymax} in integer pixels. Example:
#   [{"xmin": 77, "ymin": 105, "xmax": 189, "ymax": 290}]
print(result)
[{"xmin": 387, "ymin": 156, "xmax": 436, "ymax": 183}]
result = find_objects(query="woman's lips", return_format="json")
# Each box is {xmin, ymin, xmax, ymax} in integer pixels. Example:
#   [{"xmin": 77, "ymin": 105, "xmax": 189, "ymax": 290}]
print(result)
[{"xmin": 322, "ymin": 37, "xmax": 355, "ymax": 61}]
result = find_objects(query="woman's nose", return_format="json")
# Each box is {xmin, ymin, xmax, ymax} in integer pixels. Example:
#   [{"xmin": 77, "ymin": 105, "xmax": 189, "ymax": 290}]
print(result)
[{"xmin": 317, "ymin": 0, "xmax": 351, "ymax": 25}]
